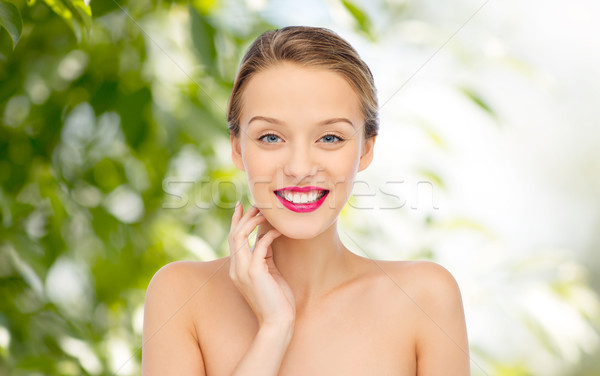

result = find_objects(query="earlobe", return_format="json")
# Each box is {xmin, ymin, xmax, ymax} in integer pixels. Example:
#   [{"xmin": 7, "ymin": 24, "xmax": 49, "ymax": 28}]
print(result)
[
  {"xmin": 358, "ymin": 136, "xmax": 376, "ymax": 172},
  {"xmin": 230, "ymin": 134, "xmax": 246, "ymax": 171}
]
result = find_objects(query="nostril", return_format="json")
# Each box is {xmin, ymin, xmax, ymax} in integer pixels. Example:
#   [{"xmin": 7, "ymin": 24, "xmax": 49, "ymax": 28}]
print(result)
[{"xmin": 282, "ymin": 155, "xmax": 320, "ymax": 177}]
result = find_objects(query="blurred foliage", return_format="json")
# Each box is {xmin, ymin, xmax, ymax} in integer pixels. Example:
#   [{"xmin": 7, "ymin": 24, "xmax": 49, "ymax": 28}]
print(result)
[
  {"xmin": 0, "ymin": 0, "xmax": 282, "ymax": 373},
  {"xmin": 0, "ymin": 0, "xmax": 386, "ymax": 373},
  {"xmin": 1, "ymin": 0, "xmax": 599, "ymax": 375}
]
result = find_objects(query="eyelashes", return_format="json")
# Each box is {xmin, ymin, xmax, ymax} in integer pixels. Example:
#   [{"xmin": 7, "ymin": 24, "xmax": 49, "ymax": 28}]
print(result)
[
  {"xmin": 258, "ymin": 133, "xmax": 281, "ymax": 143},
  {"xmin": 257, "ymin": 132, "xmax": 346, "ymax": 144}
]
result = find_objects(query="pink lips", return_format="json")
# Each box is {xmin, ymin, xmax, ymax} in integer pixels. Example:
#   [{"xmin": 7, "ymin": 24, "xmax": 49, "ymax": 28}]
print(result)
[{"xmin": 274, "ymin": 186, "xmax": 329, "ymax": 213}]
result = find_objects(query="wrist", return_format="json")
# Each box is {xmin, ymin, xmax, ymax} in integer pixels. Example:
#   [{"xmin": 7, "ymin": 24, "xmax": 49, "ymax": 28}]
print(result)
[
  {"xmin": 259, "ymin": 314, "xmax": 295, "ymax": 329},
  {"xmin": 258, "ymin": 320, "xmax": 295, "ymax": 342}
]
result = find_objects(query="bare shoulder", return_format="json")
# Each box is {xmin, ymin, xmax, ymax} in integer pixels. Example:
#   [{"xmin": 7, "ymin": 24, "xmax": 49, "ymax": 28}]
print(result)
[
  {"xmin": 145, "ymin": 257, "xmax": 235, "ymax": 323},
  {"xmin": 382, "ymin": 260, "xmax": 469, "ymax": 375},
  {"xmin": 376, "ymin": 260, "xmax": 466, "ymax": 338},
  {"xmin": 147, "ymin": 258, "xmax": 229, "ymax": 294},
  {"xmin": 380, "ymin": 260, "xmax": 462, "ymax": 301},
  {"xmin": 144, "ymin": 258, "xmax": 233, "ymax": 321},
  {"xmin": 142, "ymin": 258, "xmax": 230, "ymax": 375}
]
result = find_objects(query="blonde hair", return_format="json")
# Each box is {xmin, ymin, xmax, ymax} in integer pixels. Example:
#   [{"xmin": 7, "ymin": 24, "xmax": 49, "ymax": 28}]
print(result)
[{"xmin": 227, "ymin": 26, "xmax": 379, "ymax": 139}]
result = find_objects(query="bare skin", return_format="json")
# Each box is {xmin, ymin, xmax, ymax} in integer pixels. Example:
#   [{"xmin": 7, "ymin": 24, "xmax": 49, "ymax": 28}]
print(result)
[
  {"xmin": 142, "ymin": 255, "xmax": 469, "ymax": 375},
  {"xmin": 142, "ymin": 62, "xmax": 470, "ymax": 375}
]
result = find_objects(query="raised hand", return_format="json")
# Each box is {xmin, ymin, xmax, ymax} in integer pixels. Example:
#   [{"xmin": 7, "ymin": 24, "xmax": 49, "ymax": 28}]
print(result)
[{"xmin": 228, "ymin": 203, "xmax": 296, "ymax": 328}]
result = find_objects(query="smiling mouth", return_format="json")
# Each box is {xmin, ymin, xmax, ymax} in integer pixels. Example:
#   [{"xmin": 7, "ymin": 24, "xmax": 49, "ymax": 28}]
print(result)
[{"xmin": 274, "ymin": 189, "xmax": 329, "ymax": 204}]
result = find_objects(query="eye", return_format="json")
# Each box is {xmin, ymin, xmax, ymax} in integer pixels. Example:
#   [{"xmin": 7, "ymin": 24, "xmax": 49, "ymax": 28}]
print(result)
[
  {"xmin": 319, "ymin": 134, "xmax": 344, "ymax": 144},
  {"xmin": 258, "ymin": 133, "xmax": 282, "ymax": 144}
]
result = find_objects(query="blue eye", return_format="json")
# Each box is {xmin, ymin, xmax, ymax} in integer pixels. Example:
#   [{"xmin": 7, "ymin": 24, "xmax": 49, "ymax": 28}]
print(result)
[
  {"xmin": 258, "ymin": 133, "xmax": 344, "ymax": 144},
  {"xmin": 259, "ymin": 133, "xmax": 282, "ymax": 143},
  {"xmin": 320, "ymin": 134, "xmax": 343, "ymax": 143}
]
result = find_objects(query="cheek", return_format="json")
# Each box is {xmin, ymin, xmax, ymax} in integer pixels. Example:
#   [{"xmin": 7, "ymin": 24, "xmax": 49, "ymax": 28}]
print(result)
[
  {"xmin": 325, "ymin": 146, "xmax": 360, "ymax": 174},
  {"xmin": 320, "ymin": 148, "xmax": 360, "ymax": 201},
  {"xmin": 242, "ymin": 148, "xmax": 281, "ymax": 201},
  {"xmin": 243, "ymin": 154, "xmax": 270, "ymax": 176},
  {"xmin": 242, "ymin": 143, "xmax": 277, "ymax": 174}
]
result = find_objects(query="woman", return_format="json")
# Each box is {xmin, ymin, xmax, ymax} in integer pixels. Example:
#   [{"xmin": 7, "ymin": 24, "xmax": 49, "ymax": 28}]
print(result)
[{"xmin": 142, "ymin": 26, "xmax": 470, "ymax": 375}]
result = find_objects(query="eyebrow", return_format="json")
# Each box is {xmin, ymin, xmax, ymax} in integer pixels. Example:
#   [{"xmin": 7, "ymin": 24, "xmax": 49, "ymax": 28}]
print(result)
[{"xmin": 248, "ymin": 116, "xmax": 354, "ymax": 128}]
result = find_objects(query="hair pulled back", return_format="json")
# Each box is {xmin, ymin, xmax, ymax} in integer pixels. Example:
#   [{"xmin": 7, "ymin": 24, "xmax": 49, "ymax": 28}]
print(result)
[{"xmin": 227, "ymin": 26, "xmax": 379, "ymax": 139}]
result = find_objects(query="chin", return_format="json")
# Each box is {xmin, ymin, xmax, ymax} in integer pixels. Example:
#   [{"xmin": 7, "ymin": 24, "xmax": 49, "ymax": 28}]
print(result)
[
  {"xmin": 254, "ymin": 209, "xmax": 325, "ymax": 239},
  {"xmin": 276, "ymin": 223, "xmax": 326, "ymax": 240}
]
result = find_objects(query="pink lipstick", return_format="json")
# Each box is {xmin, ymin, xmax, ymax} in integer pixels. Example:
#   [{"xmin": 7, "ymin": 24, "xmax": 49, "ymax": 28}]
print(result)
[{"xmin": 273, "ymin": 186, "xmax": 329, "ymax": 213}]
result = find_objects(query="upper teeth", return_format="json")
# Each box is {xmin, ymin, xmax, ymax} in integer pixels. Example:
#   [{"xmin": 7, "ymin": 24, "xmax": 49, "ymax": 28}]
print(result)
[{"xmin": 278, "ymin": 190, "xmax": 325, "ymax": 204}]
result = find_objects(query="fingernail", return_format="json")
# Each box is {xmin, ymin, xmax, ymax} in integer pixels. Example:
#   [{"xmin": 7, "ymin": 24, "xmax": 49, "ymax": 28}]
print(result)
[{"xmin": 235, "ymin": 201, "xmax": 240, "ymax": 209}]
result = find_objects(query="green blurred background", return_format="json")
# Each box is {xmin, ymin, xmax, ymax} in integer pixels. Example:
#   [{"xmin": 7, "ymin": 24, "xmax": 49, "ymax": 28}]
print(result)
[{"xmin": 1, "ymin": 0, "xmax": 599, "ymax": 375}]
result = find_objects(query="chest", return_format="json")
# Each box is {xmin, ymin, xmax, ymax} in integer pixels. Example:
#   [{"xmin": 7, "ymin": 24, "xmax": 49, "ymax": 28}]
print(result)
[{"xmin": 196, "ymin": 280, "xmax": 417, "ymax": 376}]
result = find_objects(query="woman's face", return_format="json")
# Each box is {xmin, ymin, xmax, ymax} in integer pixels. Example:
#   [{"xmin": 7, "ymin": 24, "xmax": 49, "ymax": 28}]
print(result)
[{"xmin": 231, "ymin": 62, "xmax": 375, "ymax": 239}]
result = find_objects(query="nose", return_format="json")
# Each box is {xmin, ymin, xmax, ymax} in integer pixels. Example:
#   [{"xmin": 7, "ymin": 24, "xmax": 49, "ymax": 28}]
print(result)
[{"xmin": 282, "ymin": 143, "xmax": 320, "ymax": 180}]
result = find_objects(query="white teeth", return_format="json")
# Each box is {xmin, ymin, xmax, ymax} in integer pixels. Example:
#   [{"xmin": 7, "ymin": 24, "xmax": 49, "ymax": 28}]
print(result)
[{"xmin": 279, "ymin": 190, "xmax": 325, "ymax": 204}]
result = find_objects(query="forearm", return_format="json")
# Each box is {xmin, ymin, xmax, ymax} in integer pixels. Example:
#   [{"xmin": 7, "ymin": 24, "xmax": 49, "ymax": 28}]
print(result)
[{"xmin": 231, "ymin": 322, "xmax": 294, "ymax": 376}]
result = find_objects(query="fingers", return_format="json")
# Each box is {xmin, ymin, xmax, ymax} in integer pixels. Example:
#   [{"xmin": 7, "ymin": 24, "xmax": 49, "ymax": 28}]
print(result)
[
  {"xmin": 229, "ymin": 204, "xmax": 263, "ymax": 254},
  {"xmin": 230, "ymin": 201, "xmax": 243, "ymax": 229},
  {"xmin": 251, "ymin": 228, "xmax": 282, "ymax": 266},
  {"xmin": 230, "ymin": 202, "xmax": 259, "ymax": 230},
  {"xmin": 229, "ymin": 203, "xmax": 266, "ymax": 275},
  {"xmin": 233, "ymin": 215, "xmax": 267, "ymax": 250},
  {"xmin": 229, "ymin": 202, "xmax": 243, "ymax": 270}
]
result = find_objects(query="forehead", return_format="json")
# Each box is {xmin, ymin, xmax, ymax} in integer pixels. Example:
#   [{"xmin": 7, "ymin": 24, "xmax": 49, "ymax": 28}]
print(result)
[{"xmin": 239, "ymin": 62, "xmax": 363, "ymax": 127}]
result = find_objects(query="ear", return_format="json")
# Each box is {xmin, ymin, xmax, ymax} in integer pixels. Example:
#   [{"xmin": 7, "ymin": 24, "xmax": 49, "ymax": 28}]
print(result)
[
  {"xmin": 230, "ymin": 134, "xmax": 245, "ymax": 171},
  {"xmin": 358, "ymin": 136, "xmax": 376, "ymax": 172}
]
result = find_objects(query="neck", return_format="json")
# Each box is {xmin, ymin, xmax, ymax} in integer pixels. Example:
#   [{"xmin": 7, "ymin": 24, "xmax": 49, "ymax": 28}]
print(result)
[{"xmin": 257, "ymin": 220, "xmax": 356, "ymax": 311}]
